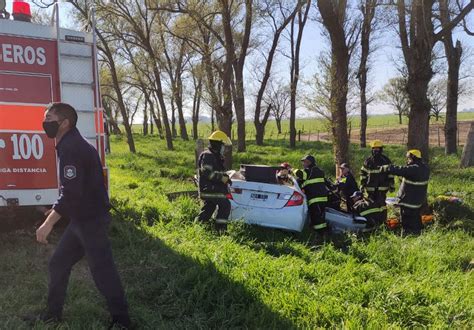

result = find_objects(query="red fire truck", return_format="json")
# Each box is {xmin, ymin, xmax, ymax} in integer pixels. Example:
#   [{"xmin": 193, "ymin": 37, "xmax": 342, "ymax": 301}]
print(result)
[{"xmin": 0, "ymin": 2, "xmax": 107, "ymax": 214}]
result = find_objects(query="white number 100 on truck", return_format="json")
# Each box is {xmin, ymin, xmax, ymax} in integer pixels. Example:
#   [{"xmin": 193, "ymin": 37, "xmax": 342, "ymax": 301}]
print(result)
[{"xmin": 0, "ymin": 2, "xmax": 107, "ymax": 216}]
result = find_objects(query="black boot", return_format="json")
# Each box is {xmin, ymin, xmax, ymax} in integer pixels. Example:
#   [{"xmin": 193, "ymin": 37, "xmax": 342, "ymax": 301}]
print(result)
[{"xmin": 109, "ymin": 315, "xmax": 132, "ymax": 329}]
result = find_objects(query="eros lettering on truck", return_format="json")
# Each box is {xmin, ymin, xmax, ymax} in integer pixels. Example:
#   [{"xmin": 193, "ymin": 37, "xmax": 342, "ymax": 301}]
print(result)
[{"xmin": 0, "ymin": 3, "xmax": 108, "ymax": 211}]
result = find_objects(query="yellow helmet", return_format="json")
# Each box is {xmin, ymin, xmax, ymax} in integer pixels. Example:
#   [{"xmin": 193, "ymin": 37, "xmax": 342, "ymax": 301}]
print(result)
[
  {"xmin": 407, "ymin": 149, "xmax": 422, "ymax": 159},
  {"xmin": 370, "ymin": 140, "xmax": 384, "ymax": 148},
  {"xmin": 208, "ymin": 130, "xmax": 232, "ymax": 146}
]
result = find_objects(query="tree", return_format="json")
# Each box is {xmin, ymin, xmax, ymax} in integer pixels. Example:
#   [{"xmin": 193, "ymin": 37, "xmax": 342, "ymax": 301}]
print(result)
[
  {"xmin": 253, "ymin": 0, "xmax": 300, "ymax": 145},
  {"xmin": 105, "ymin": 1, "xmax": 174, "ymax": 150},
  {"xmin": 356, "ymin": 0, "xmax": 378, "ymax": 148},
  {"xmin": 289, "ymin": 0, "xmax": 311, "ymax": 148},
  {"xmin": 70, "ymin": 0, "xmax": 136, "ymax": 153},
  {"xmin": 378, "ymin": 77, "xmax": 410, "ymax": 124},
  {"xmin": 427, "ymin": 79, "xmax": 447, "ymax": 121},
  {"xmin": 317, "ymin": 0, "xmax": 359, "ymax": 171},
  {"xmin": 395, "ymin": 0, "xmax": 474, "ymax": 160},
  {"xmin": 440, "ymin": 0, "xmax": 463, "ymax": 154},
  {"xmin": 264, "ymin": 81, "xmax": 291, "ymax": 134}
]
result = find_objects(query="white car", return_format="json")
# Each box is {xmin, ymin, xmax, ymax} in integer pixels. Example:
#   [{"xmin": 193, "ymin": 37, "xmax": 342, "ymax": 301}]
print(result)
[{"xmin": 227, "ymin": 165, "xmax": 372, "ymax": 233}]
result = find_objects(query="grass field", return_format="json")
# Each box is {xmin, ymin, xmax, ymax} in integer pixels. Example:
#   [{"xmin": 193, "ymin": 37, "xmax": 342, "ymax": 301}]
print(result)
[
  {"xmin": 0, "ymin": 135, "xmax": 473, "ymax": 328},
  {"xmin": 139, "ymin": 112, "xmax": 474, "ymax": 140}
]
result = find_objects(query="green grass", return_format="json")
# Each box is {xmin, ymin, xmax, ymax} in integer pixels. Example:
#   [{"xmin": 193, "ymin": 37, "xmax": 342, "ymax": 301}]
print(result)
[
  {"xmin": 136, "ymin": 112, "xmax": 474, "ymax": 140},
  {"xmin": 1, "ymin": 135, "xmax": 473, "ymax": 328}
]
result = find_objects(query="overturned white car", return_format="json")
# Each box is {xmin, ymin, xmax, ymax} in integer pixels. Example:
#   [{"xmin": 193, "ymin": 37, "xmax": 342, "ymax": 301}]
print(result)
[{"xmin": 227, "ymin": 165, "xmax": 373, "ymax": 233}]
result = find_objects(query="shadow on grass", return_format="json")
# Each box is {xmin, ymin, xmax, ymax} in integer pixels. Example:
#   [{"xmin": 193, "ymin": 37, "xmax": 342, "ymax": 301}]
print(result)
[{"xmin": 109, "ymin": 210, "xmax": 296, "ymax": 329}]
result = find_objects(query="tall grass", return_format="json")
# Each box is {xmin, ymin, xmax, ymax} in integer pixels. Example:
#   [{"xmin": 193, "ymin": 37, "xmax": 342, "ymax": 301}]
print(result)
[{"xmin": 0, "ymin": 136, "xmax": 473, "ymax": 328}]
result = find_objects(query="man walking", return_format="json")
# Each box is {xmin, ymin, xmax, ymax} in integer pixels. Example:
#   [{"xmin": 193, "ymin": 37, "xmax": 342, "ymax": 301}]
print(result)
[{"xmin": 29, "ymin": 103, "xmax": 130, "ymax": 328}]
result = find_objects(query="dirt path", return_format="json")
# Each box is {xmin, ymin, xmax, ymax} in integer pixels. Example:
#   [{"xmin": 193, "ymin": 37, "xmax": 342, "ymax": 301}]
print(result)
[{"xmin": 302, "ymin": 120, "xmax": 473, "ymax": 146}]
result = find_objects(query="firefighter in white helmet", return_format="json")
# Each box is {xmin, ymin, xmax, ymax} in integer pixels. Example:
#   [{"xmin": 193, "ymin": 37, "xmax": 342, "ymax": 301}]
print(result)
[{"xmin": 196, "ymin": 130, "xmax": 232, "ymax": 231}]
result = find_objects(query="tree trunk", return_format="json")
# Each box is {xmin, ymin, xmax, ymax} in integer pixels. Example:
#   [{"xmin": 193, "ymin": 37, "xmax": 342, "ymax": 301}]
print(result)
[
  {"xmin": 143, "ymin": 102, "xmax": 148, "ymax": 136},
  {"xmin": 103, "ymin": 100, "xmax": 121, "ymax": 134},
  {"xmin": 233, "ymin": 69, "xmax": 246, "ymax": 152},
  {"xmin": 151, "ymin": 65, "xmax": 173, "ymax": 150},
  {"xmin": 460, "ymin": 122, "xmax": 474, "ymax": 167},
  {"xmin": 406, "ymin": 76, "xmax": 431, "ymax": 159},
  {"xmin": 443, "ymin": 34, "xmax": 462, "ymax": 154},
  {"xmin": 109, "ymin": 55, "xmax": 135, "ymax": 153},
  {"xmin": 276, "ymin": 118, "xmax": 282, "ymax": 134},
  {"xmin": 289, "ymin": 1, "xmax": 310, "ymax": 148},
  {"xmin": 398, "ymin": 111, "xmax": 402, "ymax": 125},
  {"xmin": 360, "ymin": 91, "xmax": 368, "ymax": 148},
  {"xmin": 357, "ymin": 0, "xmax": 376, "ymax": 149},
  {"xmin": 147, "ymin": 93, "xmax": 163, "ymax": 138},
  {"xmin": 170, "ymin": 97, "xmax": 177, "ymax": 138},
  {"xmin": 175, "ymin": 77, "xmax": 189, "ymax": 140},
  {"xmin": 318, "ymin": 0, "xmax": 350, "ymax": 173},
  {"xmin": 192, "ymin": 77, "xmax": 202, "ymax": 140},
  {"xmin": 255, "ymin": 123, "xmax": 265, "ymax": 146}
]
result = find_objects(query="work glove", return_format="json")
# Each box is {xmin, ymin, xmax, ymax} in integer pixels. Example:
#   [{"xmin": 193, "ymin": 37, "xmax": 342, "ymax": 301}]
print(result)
[{"xmin": 222, "ymin": 174, "xmax": 231, "ymax": 185}]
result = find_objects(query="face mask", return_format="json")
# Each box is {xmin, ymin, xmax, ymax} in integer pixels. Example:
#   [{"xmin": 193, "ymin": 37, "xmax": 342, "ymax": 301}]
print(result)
[
  {"xmin": 372, "ymin": 149, "xmax": 382, "ymax": 157},
  {"xmin": 220, "ymin": 145, "xmax": 226, "ymax": 156},
  {"xmin": 42, "ymin": 121, "xmax": 60, "ymax": 138}
]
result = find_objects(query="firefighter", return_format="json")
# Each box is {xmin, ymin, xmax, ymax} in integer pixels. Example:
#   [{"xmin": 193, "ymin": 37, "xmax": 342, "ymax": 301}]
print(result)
[
  {"xmin": 293, "ymin": 155, "xmax": 329, "ymax": 235},
  {"xmin": 350, "ymin": 191, "xmax": 384, "ymax": 227},
  {"xmin": 196, "ymin": 130, "xmax": 233, "ymax": 231},
  {"xmin": 380, "ymin": 149, "xmax": 430, "ymax": 235},
  {"xmin": 29, "ymin": 103, "xmax": 130, "ymax": 328},
  {"xmin": 335, "ymin": 163, "xmax": 359, "ymax": 211},
  {"xmin": 360, "ymin": 140, "xmax": 394, "ymax": 221}
]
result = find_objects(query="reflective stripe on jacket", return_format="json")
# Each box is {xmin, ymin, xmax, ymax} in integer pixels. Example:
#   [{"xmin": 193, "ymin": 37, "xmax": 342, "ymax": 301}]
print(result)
[
  {"xmin": 198, "ymin": 149, "xmax": 228, "ymax": 196},
  {"xmin": 294, "ymin": 166, "xmax": 328, "ymax": 204},
  {"xmin": 386, "ymin": 161, "xmax": 430, "ymax": 209},
  {"xmin": 360, "ymin": 154, "xmax": 394, "ymax": 193}
]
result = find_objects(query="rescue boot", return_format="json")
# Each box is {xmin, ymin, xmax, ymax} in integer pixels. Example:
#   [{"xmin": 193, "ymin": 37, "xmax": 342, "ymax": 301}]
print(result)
[
  {"xmin": 312, "ymin": 227, "xmax": 330, "ymax": 245},
  {"xmin": 214, "ymin": 219, "xmax": 228, "ymax": 233}
]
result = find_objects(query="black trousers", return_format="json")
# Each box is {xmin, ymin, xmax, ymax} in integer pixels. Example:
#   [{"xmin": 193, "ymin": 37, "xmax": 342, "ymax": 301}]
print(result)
[
  {"xmin": 197, "ymin": 198, "xmax": 231, "ymax": 222},
  {"xmin": 308, "ymin": 203, "xmax": 326, "ymax": 230},
  {"xmin": 48, "ymin": 215, "xmax": 129, "ymax": 323},
  {"xmin": 400, "ymin": 206, "xmax": 423, "ymax": 235},
  {"xmin": 368, "ymin": 190, "xmax": 388, "ymax": 221}
]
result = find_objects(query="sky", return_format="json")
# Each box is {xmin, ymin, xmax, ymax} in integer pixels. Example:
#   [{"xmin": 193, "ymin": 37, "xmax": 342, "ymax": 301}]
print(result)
[{"xmin": 4, "ymin": 1, "xmax": 474, "ymax": 118}]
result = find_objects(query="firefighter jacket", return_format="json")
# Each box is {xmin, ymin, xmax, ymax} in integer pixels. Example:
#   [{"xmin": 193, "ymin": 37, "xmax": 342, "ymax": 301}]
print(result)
[
  {"xmin": 353, "ymin": 198, "xmax": 383, "ymax": 226},
  {"xmin": 360, "ymin": 154, "xmax": 395, "ymax": 193},
  {"xmin": 293, "ymin": 166, "xmax": 328, "ymax": 206},
  {"xmin": 198, "ymin": 148, "xmax": 229, "ymax": 198},
  {"xmin": 336, "ymin": 172, "xmax": 359, "ymax": 202},
  {"xmin": 52, "ymin": 127, "xmax": 111, "ymax": 221},
  {"xmin": 382, "ymin": 160, "xmax": 430, "ymax": 209}
]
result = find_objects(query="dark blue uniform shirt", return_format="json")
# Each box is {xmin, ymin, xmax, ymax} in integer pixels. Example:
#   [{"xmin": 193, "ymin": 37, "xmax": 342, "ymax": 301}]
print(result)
[{"xmin": 52, "ymin": 127, "xmax": 110, "ymax": 220}]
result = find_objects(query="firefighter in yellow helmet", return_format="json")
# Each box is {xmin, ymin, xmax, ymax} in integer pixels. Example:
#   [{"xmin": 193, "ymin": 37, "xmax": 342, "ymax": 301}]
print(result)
[
  {"xmin": 380, "ymin": 149, "xmax": 430, "ymax": 235},
  {"xmin": 360, "ymin": 140, "xmax": 394, "ymax": 221},
  {"xmin": 196, "ymin": 131, "xmax": 232, "ymax": 231}
]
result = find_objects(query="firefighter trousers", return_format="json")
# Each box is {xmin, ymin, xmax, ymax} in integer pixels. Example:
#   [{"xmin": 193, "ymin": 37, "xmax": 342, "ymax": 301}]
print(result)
[
  {"xmin": 400, "ymin": 206, "xmax": 423, "ymax": 235},
  {"xmin": 309, "ymin": 202, "xmax": 327, "ymax": 231},
  {"xmin": 47, "ymin": 215, "xmax": 129, "ymax": 324},
  {"xmin": 368, "ymin": 191, "xmax": 388, "ymax": 221},
  {"xmin": 197, "ymin": 197, "xmax": 231, "ymax": 223}
]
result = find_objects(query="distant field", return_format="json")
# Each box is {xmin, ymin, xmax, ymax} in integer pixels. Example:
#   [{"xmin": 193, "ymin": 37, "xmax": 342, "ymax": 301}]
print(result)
[{"xmin": 132, "ymin": 112, "xmax": 474, "ymax": 142}]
